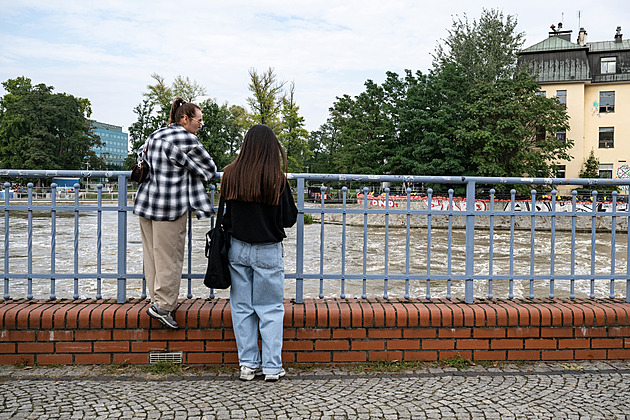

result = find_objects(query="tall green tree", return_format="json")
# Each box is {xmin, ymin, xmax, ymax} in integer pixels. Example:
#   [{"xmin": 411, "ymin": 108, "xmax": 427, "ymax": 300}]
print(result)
[
  {"xmin": 197, "ymin": 100, "xmax": 248, "ymax": 171},
  {"xmin": 0, "ymin": 76, "xmax": 102, "ymax": 170},
  {"xmin": 247, "ymin": 67, "xmax": 285, "ymax": 131},
  {"xmin": 579, "ymin": 149, "xmax": 600, "ymax": 178},
  {"xmin": 278, "ymin": 82, "xmax": 310, "ymax": 172},
  {"xmin": 433, "ymin": 8, "xmax": 524, "ymax": 83}
]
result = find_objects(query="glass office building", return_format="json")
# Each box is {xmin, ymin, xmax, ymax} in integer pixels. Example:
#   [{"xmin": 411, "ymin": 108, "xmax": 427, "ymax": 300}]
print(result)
[{"xmin": 90, "ymin": 120, "xmax": 128, "ymax": 169}]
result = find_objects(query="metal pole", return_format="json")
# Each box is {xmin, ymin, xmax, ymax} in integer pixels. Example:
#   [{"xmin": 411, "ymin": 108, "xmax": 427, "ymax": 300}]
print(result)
[
  {"xmin": 465, "ymin": 180, "xmax": 476, "ymax": 303},
  {"xmin": 117, "ymin": 174, "xmax": 128, "ymax": 303}
]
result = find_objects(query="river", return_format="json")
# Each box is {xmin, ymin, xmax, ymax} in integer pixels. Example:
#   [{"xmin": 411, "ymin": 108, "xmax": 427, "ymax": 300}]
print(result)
[{"xmin": 1, "ymin": 207, "xmax": 627, "ymax": 301}]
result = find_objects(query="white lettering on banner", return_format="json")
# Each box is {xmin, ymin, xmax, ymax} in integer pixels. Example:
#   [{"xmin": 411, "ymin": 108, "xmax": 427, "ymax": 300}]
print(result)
[{"xmin": 371, "ymin": 200, "xmax": 399, "ymax": 208}]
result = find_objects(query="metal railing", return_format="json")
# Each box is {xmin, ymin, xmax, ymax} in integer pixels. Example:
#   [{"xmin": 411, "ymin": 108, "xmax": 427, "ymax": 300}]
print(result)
[{"xmin": 1, "ymin": 170, "xmax": 630, "ymax": 304}]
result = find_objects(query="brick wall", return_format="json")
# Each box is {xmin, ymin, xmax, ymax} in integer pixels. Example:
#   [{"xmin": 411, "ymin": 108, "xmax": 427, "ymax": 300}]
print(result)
[{"xmin": 1, "ymin": 298, "xmax": 629, "ymax": 365}]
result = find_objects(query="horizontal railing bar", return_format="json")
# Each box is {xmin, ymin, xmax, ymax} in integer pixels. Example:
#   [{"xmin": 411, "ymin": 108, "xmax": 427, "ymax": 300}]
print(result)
[{"xmin": 293, "ymin": 273, "xmax": 630, "ymax": 281}]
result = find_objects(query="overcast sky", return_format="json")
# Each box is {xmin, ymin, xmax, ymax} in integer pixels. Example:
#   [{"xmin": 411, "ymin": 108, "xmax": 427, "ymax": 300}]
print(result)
[{"xmin": 1, "ymin": 1, "xmax": 628, "ymax": 134}]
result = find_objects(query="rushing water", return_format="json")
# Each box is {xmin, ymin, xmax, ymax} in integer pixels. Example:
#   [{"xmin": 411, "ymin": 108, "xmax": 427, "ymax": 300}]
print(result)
[{"xmin": 1, "ymin": 204, "xmax": 628, "ymax": 300}]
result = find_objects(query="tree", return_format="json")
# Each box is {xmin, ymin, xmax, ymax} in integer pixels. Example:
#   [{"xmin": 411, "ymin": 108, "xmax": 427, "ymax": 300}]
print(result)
[
  {"xmin": 247, "ymin": 67, "xmax": 285, "ymax": 131},
  {"xmin": 124, "ymin": 98, "xmax": 157, "ymax": 169},
  {"xmin": 433, "ymin": 8, "xmax": 524, "ymax": 83},
  {"xmin": 278, "ymin": 82, "xmax": 311, "ymax": 172},
  {"xmin": 197, "ymin": 100, "xmax": 248, "ymax": 171},
  {"xmin": 0, "ymin": 76, "xmax": 102, "ymax": 170},
  {"xmin": 579, "ymin": 149, "xmax": 600, "ymax": 178}
]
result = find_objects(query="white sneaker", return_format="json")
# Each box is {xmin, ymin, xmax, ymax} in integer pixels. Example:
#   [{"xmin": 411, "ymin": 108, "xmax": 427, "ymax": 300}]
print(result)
[
  {"xmin": 264, "ymin": 368, "xmax": 286, "ymax": 382},
  {"xmin": 239, "ymin": 366, "xmax": 263, "ymax": 381}
]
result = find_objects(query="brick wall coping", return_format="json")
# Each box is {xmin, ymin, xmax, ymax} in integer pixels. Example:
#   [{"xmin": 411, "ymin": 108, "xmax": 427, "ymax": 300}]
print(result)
[
  {"xmin": 2, "ymin": 298, "xmax": 630, "ymax": 365},
  {"xmin": 1, "ymin": 297, "xmax": 629, "ymax": 330}
]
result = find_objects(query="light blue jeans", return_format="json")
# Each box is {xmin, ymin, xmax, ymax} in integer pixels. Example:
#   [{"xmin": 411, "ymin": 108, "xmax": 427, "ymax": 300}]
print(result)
[{"xmin": 228, "ymin": 237, "xmax": 285, "ymax": 375}]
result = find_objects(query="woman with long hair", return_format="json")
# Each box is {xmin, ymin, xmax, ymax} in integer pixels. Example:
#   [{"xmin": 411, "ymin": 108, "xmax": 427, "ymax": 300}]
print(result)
[
  {"xmin": 221, "ymin": 124, "xmax": 297, "ymax": 382},
  {"xmin": 134, "ymin": 97, "xmax": 216, "ymax": 329}
]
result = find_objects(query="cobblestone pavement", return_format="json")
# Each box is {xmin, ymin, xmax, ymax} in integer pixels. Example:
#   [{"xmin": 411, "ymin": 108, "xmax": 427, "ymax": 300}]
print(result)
[{"xmin": 1, "ymin": 361, "xmax": 629, "ymax": 419}]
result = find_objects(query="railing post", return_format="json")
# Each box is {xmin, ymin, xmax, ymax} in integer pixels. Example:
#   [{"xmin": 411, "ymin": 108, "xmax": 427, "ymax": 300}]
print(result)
[
  {"xmin": 295, "ymin": 177, "xmax": 304, "ymax": 304},
  {"xmin": 465, "ymin": 180, "xmax": 475, "ymax": 304},
  {"xmin": 117, "ymin": 175, "xmax": 128, "ymax": 303}
]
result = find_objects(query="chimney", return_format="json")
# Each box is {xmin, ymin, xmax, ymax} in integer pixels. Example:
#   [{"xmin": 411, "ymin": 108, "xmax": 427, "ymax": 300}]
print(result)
[
  {"xmin": 549, "ymin": 22, "xmax": 572, "ymax": 41},
  {"xmin": 615, "ymin": 26, "xmax": 623, "ymax": 43},
  {"xmin": 578, "ymin": 28, "xmax": 587, "ymax": 46}
]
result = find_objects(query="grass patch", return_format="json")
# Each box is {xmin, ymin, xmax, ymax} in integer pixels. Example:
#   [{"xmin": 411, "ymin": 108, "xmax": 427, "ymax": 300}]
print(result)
[
  {"xmin": 431, "ymin": 354, "xmax": 474, "ymax": 370},
  {"xmin": 145, "ymin": 361, "xmax": 182, "ymax": 375},
  {"xmin": 303, "ymin": 214, "xmax": 314, "ymax": 225}
]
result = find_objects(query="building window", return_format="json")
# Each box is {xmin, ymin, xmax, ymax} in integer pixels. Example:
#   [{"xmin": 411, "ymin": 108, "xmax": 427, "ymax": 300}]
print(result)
[
  {"xmin": 599, "ymin": 91, "xmax": 615, "ymax": 113},
  {"xmin": 536, "ymin": 91, "xmax": 546, "ymax": 97},
  {"xmin": 599, "ymin": 164, "xmax": 613, "ymax": 179},
  {"xmin": 599, "ymin": 127, "xmax": 614, "ymax": 148},
  {"xmin": 555, "ymin": 164, "xmax": 566, "ymax": 178},
  {"xmin": 556, "ymin": 90, "xmax": 567, "ymax": 107},
  {"xmin": 555, "ymin": 130, "xmax": 566, "ymax": 143},
  {"xmin": 601, "ymin": 57, "xmax": 617, "ymax": 74}
]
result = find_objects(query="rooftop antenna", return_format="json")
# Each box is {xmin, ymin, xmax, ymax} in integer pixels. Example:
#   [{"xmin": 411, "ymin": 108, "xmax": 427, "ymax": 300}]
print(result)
[{"xmin": 578, "ymin": 10, "xmax": 581, "ymax": 28}]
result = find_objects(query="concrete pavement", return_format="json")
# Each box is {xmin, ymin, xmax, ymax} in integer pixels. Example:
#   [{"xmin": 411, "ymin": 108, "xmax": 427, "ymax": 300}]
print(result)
[{"xmin": 1, "ymin": 361, "xmax": 629, "ymax": 419}]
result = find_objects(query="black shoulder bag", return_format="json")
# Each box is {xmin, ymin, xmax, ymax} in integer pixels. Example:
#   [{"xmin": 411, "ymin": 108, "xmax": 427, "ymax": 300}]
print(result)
[
  {"xmin": 130, "ymin": 141, "xmax": 150, "ymax": 183},
  {"xmin": 204, "ymin": 196, "xmax": 231, "ymax": 289}
]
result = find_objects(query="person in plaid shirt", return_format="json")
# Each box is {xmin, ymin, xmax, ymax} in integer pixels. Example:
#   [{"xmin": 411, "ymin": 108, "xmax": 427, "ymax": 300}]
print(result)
[{"xmin": 134, "ymin": 97, "xmax": 216, "ymax": 329}]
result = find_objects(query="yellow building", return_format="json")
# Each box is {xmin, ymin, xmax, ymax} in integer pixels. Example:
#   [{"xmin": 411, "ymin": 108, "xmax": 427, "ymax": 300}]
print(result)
[{"xmin": 518, "ymin": 24, "xmax": 630, "ymax": 191}]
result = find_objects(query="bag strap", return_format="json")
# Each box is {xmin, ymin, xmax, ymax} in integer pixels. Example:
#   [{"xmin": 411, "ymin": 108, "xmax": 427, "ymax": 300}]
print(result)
[{"xmin": 216, "ymin": 195, "xmax": 226, "ymax": 226}]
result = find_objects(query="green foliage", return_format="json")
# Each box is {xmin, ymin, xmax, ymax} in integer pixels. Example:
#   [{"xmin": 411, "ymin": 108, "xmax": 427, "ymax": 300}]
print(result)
[
  {"xmin": 247, "ymin": 67, "xmax": 285, "ymax": 132},
  {"xmin": 0, "ymin": 76, "xmax": 103, "ymax": 170},
  {"xmin": 278, "ymin": 83, "xmax": 311, "ymax": 172},
  {"xmin": 147, "ymin": 361, "xmax": 182, "ymax": 375},
  {"xmin": 197, "ymin": 100, "xmax": 248, "ymax": 171},
  {"xmin": 579, "ymin": 149, "xmax": 600, "ymax": 178}
]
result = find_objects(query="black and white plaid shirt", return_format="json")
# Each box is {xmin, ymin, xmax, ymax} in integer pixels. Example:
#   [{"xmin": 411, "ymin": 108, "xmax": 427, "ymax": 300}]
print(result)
[{"xmin": 133, "ymin": 125, "xmax": 216, "ymax": 221}]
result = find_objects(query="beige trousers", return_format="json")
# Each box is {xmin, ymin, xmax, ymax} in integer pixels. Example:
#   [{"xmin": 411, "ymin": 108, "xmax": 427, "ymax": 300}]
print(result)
[{"xmin": 139, "ymin": 212, "xmax": 188, "ymax": 312}]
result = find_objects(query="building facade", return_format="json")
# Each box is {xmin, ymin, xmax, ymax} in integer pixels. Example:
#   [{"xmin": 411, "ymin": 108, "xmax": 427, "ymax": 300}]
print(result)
[
  {"xmin": 518, "ymin": 24, "xmax": 630, "ymax": 190},
  {"xmin": 90, "ymin": 120, "xmax": 128, "ymax": 169}
]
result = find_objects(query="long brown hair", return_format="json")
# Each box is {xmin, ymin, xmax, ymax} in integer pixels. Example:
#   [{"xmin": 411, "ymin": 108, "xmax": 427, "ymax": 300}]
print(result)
[
  {"xmin": 169, "ymin": 97, "xmax": 200, "ymax": 125},
  {"xmin": 222, "ymin": 124, "xmax": 288, "ymax": 205}
]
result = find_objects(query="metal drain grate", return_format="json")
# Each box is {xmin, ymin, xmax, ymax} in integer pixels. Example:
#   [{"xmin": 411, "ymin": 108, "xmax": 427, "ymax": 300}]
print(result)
[{"xmin": 149, "ymin": 351, "xmax": 183, "ymax": 364}]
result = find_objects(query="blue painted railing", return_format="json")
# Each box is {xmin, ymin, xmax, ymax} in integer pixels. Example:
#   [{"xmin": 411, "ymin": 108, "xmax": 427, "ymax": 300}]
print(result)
[{"xmin": 1, "ymin": 170, "xmax": 630, "ymax": 304}]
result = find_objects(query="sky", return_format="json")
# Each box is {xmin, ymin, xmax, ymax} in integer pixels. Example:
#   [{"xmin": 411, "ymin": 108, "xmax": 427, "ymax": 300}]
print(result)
[{"xmin": 1, "ymin": 0, "xmax": 629, "ymax": 135}]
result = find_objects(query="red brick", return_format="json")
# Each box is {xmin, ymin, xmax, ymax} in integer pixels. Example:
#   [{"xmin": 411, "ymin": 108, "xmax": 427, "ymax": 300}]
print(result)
[
  {"xmin": 474, "ymin": 328, "xmax": 507, "ymax": 338},
  {"xmin": 283, "ymin": 340, "xmax": 314, "ymax": 351},
  {"xmin": 37, "ymin": 330, "xmax": 74, "ymax": 341},
  {"xmin": 541, "ymin": 350, "xmax": 573, "ymax": 360},
  {"xmin": 75, "ymin": 330, "xmax": 112, "ymax": 341},
  {"xmin": 491, "ymin": 339, "xmax": 523, "ymax": 349},
  {"xmin": 111, "ymin": 330, "xmax": 146, "ymax": 341},
  {"xmin": 438, "ymin": 328, "xmax": 471, "ymax": 339},
  {"xmin": 332, "ymin": 329, "xmax": 367, "ymax": 339},
  {"xmin": 223, "ymin": 330, "xmax": 235, "ymax": 340},
  {"xmin": 367, "ymin": 329, "xmax": 401, "ymax": 339},
  {"xmin": 524, "ymin": 339, "xmax": 557, "ymax": 349},
  {"xmin": 473, "ymin": 351, "xmax": 506, "ymax": 361},
  {"xmin": 37, "ymin": 353, "xmax": 73, "ymax": 365},
  {"xmin": 56, "ymin": 342, "xmax": 92, "ymax": 353},
  {"xmin": 0, "ymin": 354, "xmax": 34, "ymax": 365},
  {"xmin": 403, "ymin": 329, "xmax": 437, "ymax": 339},
  {"xmin": 404, "ymin": 351, "xmax": 438, "ymax": 361},
  {"xmin": 372, "ymin": 301, "xmax": 386, "ymax": 327},
  {"xmin": 296, "ymin": 328, "xmax": 330, "ymax": 339},
  {"xmin": 609, "ymin": 326, "xmax": 630, "ymax": 337},
  {"xmin": 333, "ymin": 352, "xmax": 367, "ymax": 362},
  {"xmin": 574, "ymin": 327, "xmax": 608, "ymax": 338},
  {"xmin": 368, "ymin": 351, "xmax": 403, "ymax": 361},
  {"xmin": 169, "ymin": 341, "xmax": 204, "ymax": 352},
  {"xmin": 422, "ymin": 340, "xmax": 454, "ymax": 350},
  {"xmin": 457, "ymin": 339, "xmax": 489, "ymax": 350},
  {"xmin": 282, "ymin": 352, "xmax": 296, "ymax": 363},
  {"xmin": 508, "ymin": 350, "xmax": 540, "ymax": 360},
  {"xmin": 575, "ymin": 349, "xmax": 607, "ymax": 359},
  {"xmin": 17, "ymin": 342, "xmax": 55, "ymax": 353},
  {"xmin": 224, "ymin": 352, "xmax": 239, "ymax": 364},
  {"xmin": 439, "ymin": 351, "xmax": 472, "ymax": 361},
  {"xmin": 388, "ymin": 339, "xmax": 420, "ymax": 350},
  {"xmin": 113, "ymin": 353, "xmax": 149, "ymax": 364},
  {"xmin": 558, "ymin": 339, "xmax": 590, "ymax": 349},
  {"xmin": 75, "ymin": 353, "xmax": 112, "ymax": 364},
  {"xmin": 607, "ymin": 349, "xmax": 630, "ymax": 359},
  {"xmin": 186, "ymin": 352, "xmax": 223, "ymax": 364},
  {"xmin": 296, "ymin": 352, "xmax": 331, "ymax": 363},
  {"xmin": 592, "ymin": 338, "xmax": 623, "ymax": 348},
  {"xmin": 205, "ymin": 341, "xmax": 238, "ymax": 351},
  {"xmin": 507, "ymin": 327, "xmax": 539, "ymax": 338},
  {"xmin": 131, "ymin": 342, "xmax": 167, "ymax": 352},
  {"xmin": 94, "ymin": 342, "xmax": 130, "ymax": 352},
  {"xmin": 0, "ymin": 330, "xmax": 36, "ymax": 341},
  {"xmin": 0, "ymin": 343, "xmax": 16, "ymax": 353},
  {"xmin": 150, "ymin": 330, "xmax": 186, "ymax": 340},
  {"xmin": 541, "ymin": 327, "xmax": 573, "ymax": 338},
  {"xmin": 315, "ymin": 340, "xmax": 349, "ymax": 351},
  {"xmin": 328, "ymin": 301, "xmax": 342, "ymax": 327},
  {"xmin": 352, "ymin": 340, "xmax": 385, "ymax": 351},
  {"xmin": 283, "ymin": 328, "xmax": 296, "ymax": 340}
]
